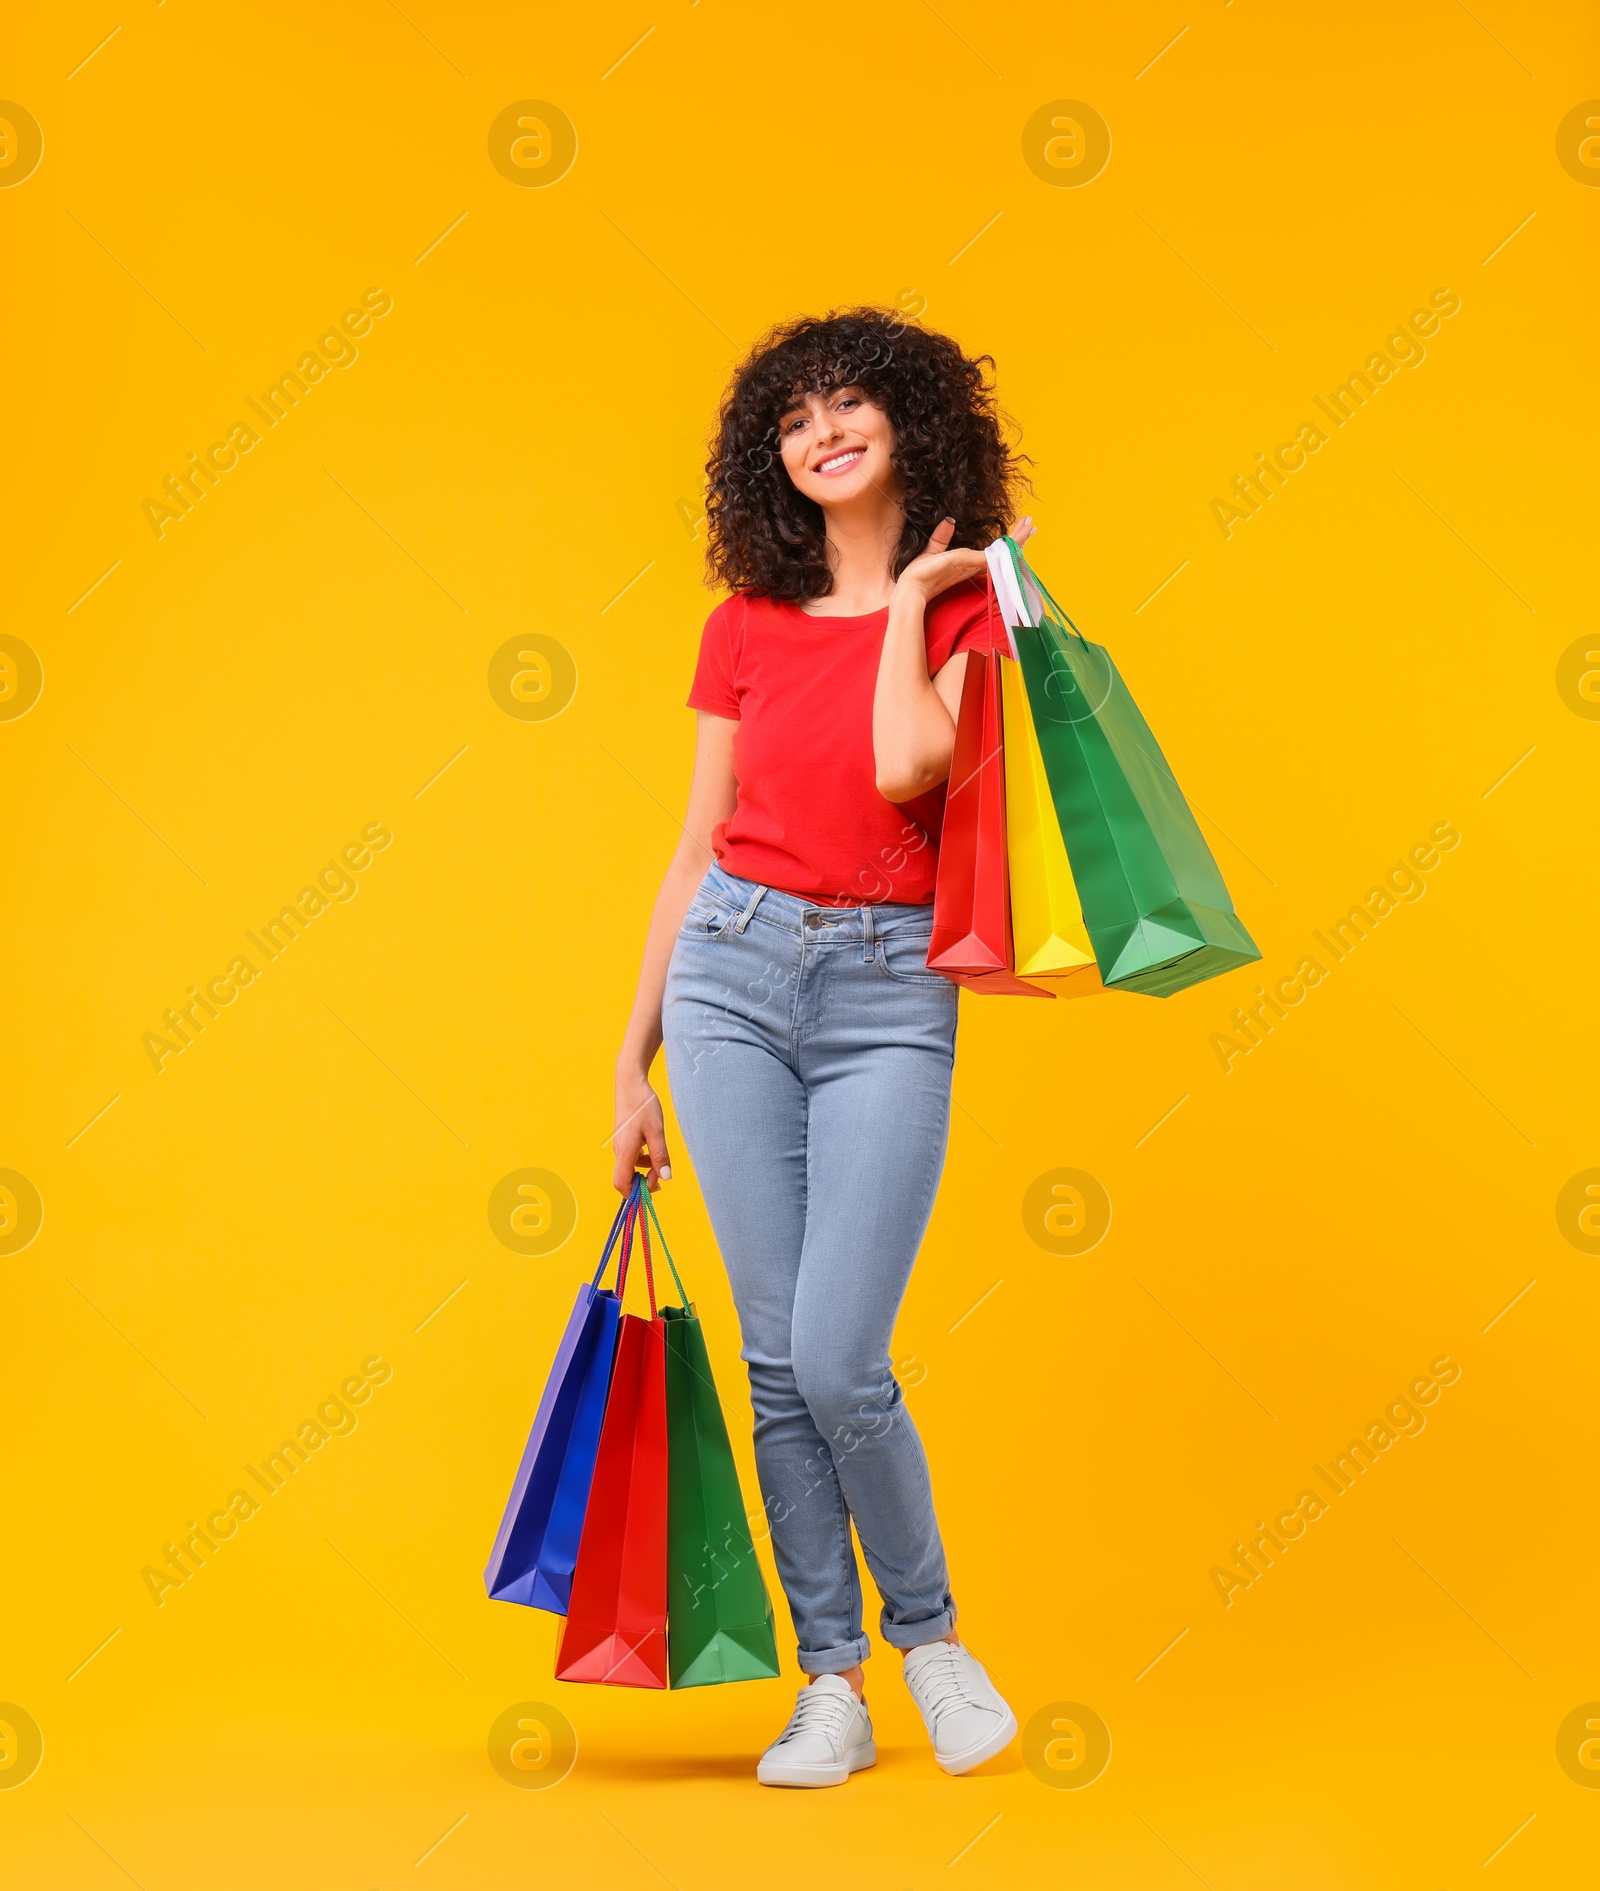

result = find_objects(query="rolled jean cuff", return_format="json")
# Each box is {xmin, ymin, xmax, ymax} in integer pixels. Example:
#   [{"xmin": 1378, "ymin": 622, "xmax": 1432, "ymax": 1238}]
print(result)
[
  {"xmin": 796, "ymin": 1633, "xmax": 871, "ymax": 1675},
  {"xmin": 880, "ymin": 1605, "xmax": 957, "ymax": 1653}
]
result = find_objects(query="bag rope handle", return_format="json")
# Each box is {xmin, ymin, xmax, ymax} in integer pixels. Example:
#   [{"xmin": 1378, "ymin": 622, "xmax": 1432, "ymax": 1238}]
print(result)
[
  {"xmin": 634, "ymin": 1197, "xmax": 658, "ymax": 1318},
  {"xmin": 588, "ymin": 1174, "xmax": 688, "ymax": 1319},
  {"xmin": 639, "ymin": 1184, "xmax": 689, "ymax": 1309},
  {"xmin": 613, "ymin": 1188, "xmax": 639, "ymax": 1304},
  {"xmin": 589, "ymin": 1179, "xmax": 639, "ymax": 1290}
]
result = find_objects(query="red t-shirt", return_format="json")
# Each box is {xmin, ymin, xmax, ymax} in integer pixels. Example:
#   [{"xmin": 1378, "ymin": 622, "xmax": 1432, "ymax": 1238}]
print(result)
[{"xmin": 686, "ymin": 577, "xmax": 995, "ymax": 906}]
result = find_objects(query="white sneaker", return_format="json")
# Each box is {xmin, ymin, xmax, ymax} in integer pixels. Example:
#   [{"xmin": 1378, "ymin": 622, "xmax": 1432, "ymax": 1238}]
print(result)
[
  {"xmin": 756, "ymin": 1674, "xmax": 876, "ymax": 1787},
  {"xmin": 902, "ymin": 1641, "xmax": 1018, "ymax": 1775}
]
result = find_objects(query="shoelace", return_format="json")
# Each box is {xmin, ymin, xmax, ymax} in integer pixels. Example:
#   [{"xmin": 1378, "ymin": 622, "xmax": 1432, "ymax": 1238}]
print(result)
[
  {"xmin": 776, "ymin": 1686, "xmax": 858, "ymax": 1747},
  {"xmin": 911, "ymin": 1646, "xmax": 983, "ymax": 1730}
]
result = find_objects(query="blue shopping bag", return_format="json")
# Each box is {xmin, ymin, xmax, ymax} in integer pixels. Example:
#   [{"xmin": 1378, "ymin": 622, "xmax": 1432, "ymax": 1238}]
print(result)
[{"xmin": 483, "ymin": 1184, "xmax": 637, "ymax": 1613}]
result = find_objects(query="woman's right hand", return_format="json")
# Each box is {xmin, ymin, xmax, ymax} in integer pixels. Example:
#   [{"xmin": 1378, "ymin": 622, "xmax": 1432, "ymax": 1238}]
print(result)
[{"xmin": 612, "ymin": 1070, "xmax": 671, "ymax": 1193}]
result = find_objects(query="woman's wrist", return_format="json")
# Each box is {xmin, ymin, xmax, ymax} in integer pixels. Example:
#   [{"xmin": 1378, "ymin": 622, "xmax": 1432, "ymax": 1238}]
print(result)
[{"xmin": 615, "ymin": 1050, "xmax": 655, "ymax": 1092}]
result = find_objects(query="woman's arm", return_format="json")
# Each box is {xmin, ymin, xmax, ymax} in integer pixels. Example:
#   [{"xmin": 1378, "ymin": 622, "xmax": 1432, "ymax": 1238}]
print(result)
[
  {"xmin": 871, "ymin": 517, "xmax": 1032, "ymax": 803},
  {"xmin": 611, "ymin": 711, "xmax": 738, "ymax": 1193}
]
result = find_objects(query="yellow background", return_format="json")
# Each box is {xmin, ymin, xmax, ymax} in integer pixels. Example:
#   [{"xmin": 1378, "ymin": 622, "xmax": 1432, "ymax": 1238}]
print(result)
[{"xmin": 3, "ymin": 3, "xmax": 1597, "ymax": 1884}]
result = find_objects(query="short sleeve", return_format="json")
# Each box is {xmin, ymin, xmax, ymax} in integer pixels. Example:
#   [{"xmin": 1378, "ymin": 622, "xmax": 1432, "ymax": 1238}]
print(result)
[
  {"xmin": 687, "ymin": 600, "xmax": 741, "ymax": 717},
  {"xmin": 924, "ymin": 575, "xmax": 999, "ymax": 675}
]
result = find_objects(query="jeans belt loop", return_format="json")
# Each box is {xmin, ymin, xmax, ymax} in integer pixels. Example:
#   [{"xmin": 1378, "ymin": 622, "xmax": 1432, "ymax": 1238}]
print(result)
[
  {"xmin": 861, "ymin": 901, "xmax": 875, "ymax": 963},
  {"xmin": 732, "ymin": 883, "xmax": 768, "ymax": 934}
]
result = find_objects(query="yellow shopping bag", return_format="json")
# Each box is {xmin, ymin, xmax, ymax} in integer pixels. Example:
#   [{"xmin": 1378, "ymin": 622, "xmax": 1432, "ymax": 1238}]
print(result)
[{"xmin": 999, "ymin": 656, "xmax": 1104, "ymax": 997}]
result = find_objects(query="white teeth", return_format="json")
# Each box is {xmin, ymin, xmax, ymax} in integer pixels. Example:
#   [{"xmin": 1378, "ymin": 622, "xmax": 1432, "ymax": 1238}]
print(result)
[{"xmin": 819, "ymin": 450, "xmax": 862, "ymax": 473}]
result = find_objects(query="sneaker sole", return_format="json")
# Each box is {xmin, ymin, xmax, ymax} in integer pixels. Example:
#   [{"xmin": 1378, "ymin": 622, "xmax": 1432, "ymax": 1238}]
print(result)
[
  {"xmin": 935, "ymin": 1709, "xmax": 1018, "ymax": 1776},
  {"xmin": 757, "ymin": 1741, "xmax": 877, "ymax": 1788}
]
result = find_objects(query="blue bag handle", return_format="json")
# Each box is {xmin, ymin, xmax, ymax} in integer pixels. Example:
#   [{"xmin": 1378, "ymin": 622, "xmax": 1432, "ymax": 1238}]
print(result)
[
  {"xmin": 590, "ymin": 1176, "xmax": 642, "ymax": 1290},
  {"xmin": 589, "ymin": 1174, "xmax": 689, "ymax": 1316}
]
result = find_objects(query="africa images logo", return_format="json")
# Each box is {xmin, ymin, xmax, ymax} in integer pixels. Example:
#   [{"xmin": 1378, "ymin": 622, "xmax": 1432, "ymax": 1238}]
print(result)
[
  {"xmin": 142, "ymin": 821, "xmax": 392, "ymax": 1071},
  {"xmin": 1211, "ymin": 1356, "xmax": 1461, "ymax": 1606},
  {"xmin": 141, "ymin": 290, "xmax": 394, "ymax": 539},
  {"xmin": 1210, "ymin": 289, "xmax": 1461, "ymax": 538},
  {"xmin": 142, "ymin": 1356, "xmax": 393, "ymax": 1607}
]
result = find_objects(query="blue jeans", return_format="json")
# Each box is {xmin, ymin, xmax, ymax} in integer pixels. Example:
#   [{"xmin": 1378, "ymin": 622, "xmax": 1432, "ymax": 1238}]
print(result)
[{"xmin": 663, "ymin": 863, "xmax": 960, "ymax": 1673}]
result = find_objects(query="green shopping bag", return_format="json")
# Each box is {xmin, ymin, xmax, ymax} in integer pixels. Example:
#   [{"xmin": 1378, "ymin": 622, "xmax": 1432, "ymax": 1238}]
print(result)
[
  {"xmin": 1001, "ymin": 540, "xmax": 1260, "ymax": 996},
  {"xmin": 641, "ymin": 1192, "xmax": 781, "ymax": 1688}
]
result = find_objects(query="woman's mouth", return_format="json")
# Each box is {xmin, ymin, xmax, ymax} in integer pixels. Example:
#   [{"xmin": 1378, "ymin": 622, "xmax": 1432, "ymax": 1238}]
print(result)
[{"xmin": 815, "ymin": 448, "xmax": 864, "ymax": 477}]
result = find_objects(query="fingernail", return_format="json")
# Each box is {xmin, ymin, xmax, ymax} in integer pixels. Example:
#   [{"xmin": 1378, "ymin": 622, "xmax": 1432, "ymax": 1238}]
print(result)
[{"xmin": 660, "ymin": 1166, "xmax": 672, "ymax": 1181}]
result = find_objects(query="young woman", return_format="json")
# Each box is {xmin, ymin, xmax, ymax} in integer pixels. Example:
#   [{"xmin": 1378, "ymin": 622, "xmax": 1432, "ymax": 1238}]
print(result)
[{"xmin": 612, "ymin": 308, "xmax": 1028, "ymax": 1787}]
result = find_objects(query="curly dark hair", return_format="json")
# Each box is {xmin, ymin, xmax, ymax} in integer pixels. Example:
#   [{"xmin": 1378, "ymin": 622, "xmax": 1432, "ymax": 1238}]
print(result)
[{"xmin": 704, "ymin": 307, "xmax": 1026, "ymax": 600}]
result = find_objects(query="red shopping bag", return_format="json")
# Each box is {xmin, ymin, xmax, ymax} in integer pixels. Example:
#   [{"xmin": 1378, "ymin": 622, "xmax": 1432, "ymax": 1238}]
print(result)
[
  {"xmin": 928, "ymin": 646, "xmax": 1009, "ymax": 973},
  {"xmin": 555, "ymin": 1196, "xmax": 670, "ymax": 1688},
  {"xmin": 929, "ymin": 642, "xmax": 1050, "ymax": 992}
]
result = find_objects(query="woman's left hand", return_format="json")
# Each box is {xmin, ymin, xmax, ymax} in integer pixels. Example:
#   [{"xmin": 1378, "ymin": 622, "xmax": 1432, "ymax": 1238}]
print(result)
[{"xmin": 897, "ymin": 515, "xmax": 1036, "ymax": 601}]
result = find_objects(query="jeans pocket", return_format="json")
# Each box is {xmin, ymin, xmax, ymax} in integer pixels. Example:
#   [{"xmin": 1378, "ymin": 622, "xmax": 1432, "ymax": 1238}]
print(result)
[
  {"xmin": 678, "ymin": 898, "xmax": 729, "ymax": 939},
  {"xmin": 875, "ymin": 932, "xmax": 947, "ymax": 987}
]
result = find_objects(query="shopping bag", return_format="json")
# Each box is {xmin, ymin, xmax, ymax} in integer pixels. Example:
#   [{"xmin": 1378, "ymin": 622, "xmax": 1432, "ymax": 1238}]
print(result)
[
  {"xmin": 998, "ymin": 653, "xmax": 1104, "ymax": 998},
  {"xmin": 483, "ymin": 1189, "xmax": 628, "ymax": 1614},
  {"xmin": 927, "ymin": 646, "xmax": 1014, "ymax": 977},
  {"xmin": 555, "ymin": 1193, "xmax": 670, "ymax": 1687},
  {"xmin": 640, "ymin": 1191, "xmax": 780, "ymax": 1688},
  {"xmin": 1000, "ymin": 539, "xmax": 1261, "ymax": 996}
]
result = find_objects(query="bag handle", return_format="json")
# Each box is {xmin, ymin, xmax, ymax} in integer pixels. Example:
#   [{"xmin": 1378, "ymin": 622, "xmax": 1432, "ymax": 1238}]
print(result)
[
  {"xmin": 590, "ymin": 1176, "xmax": 641, "ymax": 1290},
  {"xmin": 590, "ymin": 1174, "xmax": 688, "ymax": 1319},
  {"xmin": 982, "ymin": 562, "xmax": 1021, "ymax": 662},
  {"xmin": 639, "ymin": 1184, "xmax": 690, "ymax": 1309},
  {"xmin": 634, "ymin": 1197, "xmax": 659, "ymax": 1318},
  {"xmin": 1002, "ymin": 536, "xmax": 1088, "ymax": 648},
  {"xmin": 613, "ymin": 1189, "xmax": 638, "ymax": 1303}
]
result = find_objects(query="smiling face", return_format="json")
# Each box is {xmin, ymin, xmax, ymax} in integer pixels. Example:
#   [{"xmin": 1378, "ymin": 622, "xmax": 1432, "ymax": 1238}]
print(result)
[{"xmin": 777, "ymin": 386, "xmax": 901, "ymax": 513}]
